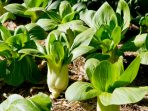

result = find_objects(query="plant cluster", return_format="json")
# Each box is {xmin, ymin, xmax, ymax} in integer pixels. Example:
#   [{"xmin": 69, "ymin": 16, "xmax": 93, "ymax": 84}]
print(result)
[{"xmin": 0, "ymin": 0, "xmax": 148, "ymax": 111}]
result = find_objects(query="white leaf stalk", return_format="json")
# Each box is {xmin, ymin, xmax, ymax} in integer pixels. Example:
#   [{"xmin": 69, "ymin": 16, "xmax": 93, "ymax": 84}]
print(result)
[
  {"xmin": 97, "ymin": 97, "xmax": 119, "ymax": 111},
  {"xmin": 47, "ymin": 60, "xmax": 68, "ymax": 98}
]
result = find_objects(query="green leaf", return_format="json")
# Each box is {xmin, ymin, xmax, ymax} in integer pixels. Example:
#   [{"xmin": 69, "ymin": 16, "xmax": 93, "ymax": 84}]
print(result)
[
  {"xmin": 59, "ymin": 1, "xmax": 73, "ymax": 18},
  {"xmin": 29, "ymin": 92, "xmax": 52, "ymax": 111},
  {"xmin": 6, "ymin": 33, "xmax": 29, "ymax": 50},
  {"xmin": 92, "ymin": 2, "xmax": 117, "ymax": 30},
  {"xmin": 18, "ymin": 49, "xmax": 43, "ymax": 57},
  {"xmin": 65, "ymin": 81, "xmax": 98, "ymax": 101},
  {"xmin": 58, "ymin": 20, "xmax": 88, "ymax": 33},
  {"xmin": 62, "ymin": 12, "xmax": 75, "ymax": 23},
  {"xmin": 47, "ymin": 11, "xmax": 61, "ymax": 23},
  {"xmin": 140, "ymin": 52, "xmax": 148, "ymax": 65},
  {"xmin": 36, "ymin": 19, "xmax": 57, "ymax": 31},
  {"xmin": 92, "ymin": 61, "xmax": 117, "ymax": 92},
  {"xmin": 80, "ymin": 9, "xmax": 95, "ymax": 28},
  {"xmin": 0, "ymin": 60, "xmax": 6, "ymax": 78},
  {"xmin": 99, "ymin": 87, "xmax": 148, "ymax": 106},
  {"xmin": 25, "ymin": 23, "xmax": 47, "ymax": 40},
  {"xmin": 71, "ymin": 46, "xmax": 94, "ymax": 61},
  {"xmin": 0, "ymin": 24, "xmax": 11, "ymax": 41},
  {"xmin": 116, "ymin": 0, "xmax": 130, "ymax": 31},
  {"xmin": 71, "ymin": 28, "xmax": 96, "ymax": 50},
  {"xmin": 134, "ymin": 34, "xmax": 148, "ymax": 47},
  {"xmin": 0, "ymin": 94, "xmax": 24, "ymax": 111},
  {"xmin": 46, "ymin": 1, "xmax": 60, "ymax": 11},
  {"xmin": 111, "ymin": 26, "xmax": 121, "ymax": 48},
  {"xmin": 14, "ymin": 25, "xmax": 28, "ymax": 35},
  {"xmin": 50, "ymin": 41, "xmax": 65, "ymax": 64},
  {"xmin": 24, "ymin": 7, "xmax": 48, "ymax": 22},
  {"xmin": 113, "ymin": 56, "xmax": 141, "ymax": 87},
  {"xmin": 0, "ymin": 12, "xmax": 16, "ymax": 23},
  {"xmin": 84, "ymin": 58, "xmax": 100, "ymax": 81},
  {"xmin": 24, "ymin": 0, "xmax": 49, "ymax": 8},
  {"xmin": 0, "ymin": 93, "xmax": 51, "ymax": 111},
  {"xmin": 4, "ymin": 3, "xmax": 27, "ymax": 16}
]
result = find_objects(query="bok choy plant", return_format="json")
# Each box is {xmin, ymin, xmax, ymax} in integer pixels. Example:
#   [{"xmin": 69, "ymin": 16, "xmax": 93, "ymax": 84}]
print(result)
[
  {"xmin": 0, "ymin": 24, "xmax": 42, "ymax": 86},
  {"xmin": 0, "ymin": 92, "xmax": 51, "ymax": 111},
  {"xmin": 78, "ymin": 0, "xmax": 131, "ymax": 63},
  {"xmin": 19, "ymin": 28, "xmax": 96, "ymax": 98},
  {"xmin": 65, "ymin": 56, "xmax": 148, "ymax": 111}
]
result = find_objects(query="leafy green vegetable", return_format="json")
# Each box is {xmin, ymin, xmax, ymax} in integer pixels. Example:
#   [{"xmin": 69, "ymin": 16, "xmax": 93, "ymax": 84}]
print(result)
[
  {"xmin": 66, "ymin": 56, "xmax": 148, "ymax": 111},
  {"xmin": 0, "ymin": 92, "xmax": 51, "ymax": 111}
]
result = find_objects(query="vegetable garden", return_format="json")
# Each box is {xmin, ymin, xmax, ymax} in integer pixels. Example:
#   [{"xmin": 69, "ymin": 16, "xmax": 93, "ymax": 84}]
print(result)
[{"xmin": 0, "ymin": 0, "xmax": 148, "ymax": 111}]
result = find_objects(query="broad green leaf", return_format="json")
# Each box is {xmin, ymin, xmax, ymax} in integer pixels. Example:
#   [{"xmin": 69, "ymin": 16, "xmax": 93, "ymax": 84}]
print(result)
[
  {"xmin": 4, "ymin": 4, "xmax": 27, "ymax": 16},
  {"xmin": 0, "ymin": 42, "xmax": 10, "ymax": 52},
  {"xmin": 29, "ymin": 92, "xmax": 52, "ymax": 111},
  {"xmin": 0, "ymin": 60, "xmax": 6, "ymax": 78},
  {"xmin": 116, "ymin": 0, "xmax": 130, "ymax": 31},
  {"xmin": 24, "ymin": 7, "xmax": 48, "ymax": 22},
  {"xmin": 92, "ymin": 2, "xmax": 117, "ymax": 30},
  {"xmin": 0, "ymin": 93, "xmax": 51, "ymax": 111},
  {"xmin": 140, "ymin": 52, "xmax": 148, "ymax": 65},
  {"xmin": 113, "ymin": 56, "xmax": 141, "ymax": 87},
  {"xmin": 134, "ymin": 34, "xmax": 148, "ymax": 47},
  {"xmin": 25, "ymin": 23, "xmax": 47, "ymax": 40},
  {"xmin": 14, "ymin": 25, "xmax": 28, "ymax": 35},
  {"xmin": 111, "ymin": 26, "xmax": 121, "ymax": 48},
  {"xmin": 0, "ymin": 12, "xmax": 16, "ymax": 23},
  {"xmin": 92, "ymin": 61, "xmax": 117, "ymax": 92},
  {"xmin": 65, "ymin": 81, "xmax": 98, "ymax": 101},
  {"xmin": 72, "ymin": 3, "xmax": 86, "ymax": 12},
  {"xmin": 7, "ymin": 99, "xmax": 41, "ymax": 111},
  {"xmin": 84, "ymin": 58, "xmax": 100, "ymax": 81},
  {"xmin": 24, "ymin": 0, "xmax": 49, "ymax": 8},
  {"xmin": 62, "ymin": 12, "xmax": 75, "ymax": 23},
  {"xmin": 80, "ymin": 9, "xmax": 95, "ymax": 28},
  {"xmin": 59, "ymin": 1, "xmax": 73, "ymax": 18},
  {"xmin": 71, "ymin": 28, "xmax": 96, "ymax": 50},
  {"xmin": 58, "ymin": 20, "xmax": 88, "ymax": 32},
  {"xmin": 0, "ymin": 94, "xmax": 24, "ymax": 111},
  {"xmin": 37, "ymin": 19, "xmax": 57, "ymax": 31},
  {"xmin": 71, "ymin": 46, "xmax": 95, "ymax": 61},
  {"xmin": 46, "ymin": 1, "xmax": 60, "ymax": 11},
  {"xmin": 6, "ymin": 33, "xmax": 29, "ymax": 50},
  {"xmin": 50, "ymin": 41, "xmax": 64, "ymax": 64},
  {"xmin": 0, "ymin": 24, "xmax": 11, "ymax": 41},
  {"xmin": 47, "ymin": 11, "xmax": 61, "ymax": 23},
  {"xmin": 99, "ymin": 87, "xmax": 148, "ymax": 106}
]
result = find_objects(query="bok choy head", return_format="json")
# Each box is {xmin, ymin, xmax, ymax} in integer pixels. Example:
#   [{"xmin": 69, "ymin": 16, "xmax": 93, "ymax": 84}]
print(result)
[{"xmin": 66, "ymin": 56, "xmax": 148, "ymax": 111}]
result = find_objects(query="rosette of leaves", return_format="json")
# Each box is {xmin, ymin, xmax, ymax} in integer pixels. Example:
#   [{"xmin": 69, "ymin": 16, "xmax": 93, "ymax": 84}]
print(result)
[
  {"xmin": 66, "ymin": 56, "xmax": 148, "ymax": 111},
  {"xmin": 19, "ymin": 28, "xmax": 96, "ymax": 98},
  {"xmin": 78, "ymin": 0, "xmax": 130, "ymax": 63},
  {"xmin": 0, "ymin": 24, "xmax": 42, "ymax": 86},
  {"xmin": 36, "ymin": 1, "xmax": 87, "ymax": 32},
  {"xmin": 0, "ymin": 92, "xmax": 52, "ymax": 111}
]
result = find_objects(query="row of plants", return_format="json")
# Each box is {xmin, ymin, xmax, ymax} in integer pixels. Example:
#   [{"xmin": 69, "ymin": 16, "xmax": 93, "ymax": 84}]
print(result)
[{"xmin": 0, "ymin": 0, "xmax": 148, "ymax": 111}]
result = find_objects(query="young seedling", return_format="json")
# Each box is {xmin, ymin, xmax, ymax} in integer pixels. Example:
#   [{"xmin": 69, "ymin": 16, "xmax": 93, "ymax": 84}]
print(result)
[{"xmin": 65, "ymin": 56, "xmax": 148, "ymax": 111}]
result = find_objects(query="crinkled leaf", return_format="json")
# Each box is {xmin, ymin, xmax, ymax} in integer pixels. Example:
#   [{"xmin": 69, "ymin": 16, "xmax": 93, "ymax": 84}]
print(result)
[
  {"xmin": 99, "ymin": 87, "xmax": 148, "ymax": 106},
  {"xmin": 65, "ymin": 81, "xmax": 98, "ymax": 101},
  {"xmin": 4, "ymin": 4, "xmax": 27, "ymax": 16}
]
